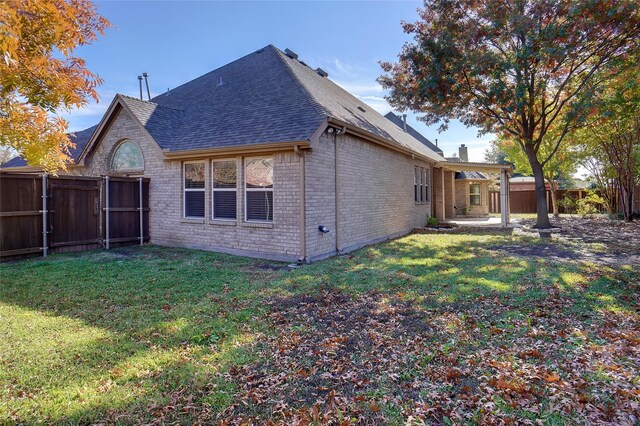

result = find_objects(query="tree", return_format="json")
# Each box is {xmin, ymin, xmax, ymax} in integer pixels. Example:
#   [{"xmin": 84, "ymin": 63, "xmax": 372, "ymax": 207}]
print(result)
[
  {"xmin": 494, "ymin": 129, "xmax": 578, "ymax": 217},
  {"xmin": 574, "ymin": 58, "xmax": 640, "ymax": 221},
  {"xmin": 379, "ymin": 0, "xmax": 640, "ymax": 228},
  {"xmin": 0, "ymin": 0, "xmax": 110, "ymax": 172}
]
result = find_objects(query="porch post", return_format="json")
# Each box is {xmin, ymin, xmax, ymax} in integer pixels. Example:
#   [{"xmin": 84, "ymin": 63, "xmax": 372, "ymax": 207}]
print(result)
[
  {"xmin": 500, "ymin": 168, "xmax": 510, "ymax": 227},
  {"xmin": 437, "ymin": 167, "xmax": 446, "ymax": 221}
]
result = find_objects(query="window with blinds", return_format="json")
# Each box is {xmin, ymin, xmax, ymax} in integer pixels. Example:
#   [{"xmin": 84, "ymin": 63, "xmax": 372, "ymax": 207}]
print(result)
[
  {"xmin": 212, "ymin": 160, "xmax": 237, "ymax": 220},
  {"xmin": 414, "ymin": 166, "xmax": 429, "ymax": 203},
  {"xmin": 184, "ymin": 162, "xmax": 205, "ymax": 218},
  {"xmin": 245, "ymin": 157, "xmax": 273, "ymax": 222},
  {"xmin": 470, "ymin": 183, "xmax": 481, "ymax": 206}
]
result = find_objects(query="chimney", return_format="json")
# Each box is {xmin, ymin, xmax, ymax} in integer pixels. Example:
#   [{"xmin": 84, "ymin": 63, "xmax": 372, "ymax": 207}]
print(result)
[
  {"xmin": 459, "ymin": 144, "xmax": 468, "ymax": 162},
  {"xmin": 402, "ymin": 114, "xmax": 408, "ymax": 132}
]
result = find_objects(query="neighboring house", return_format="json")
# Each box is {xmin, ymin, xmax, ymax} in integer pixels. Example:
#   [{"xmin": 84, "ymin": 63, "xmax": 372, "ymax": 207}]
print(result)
[{"xmin": 2, "ymin": 45, "xmax": 511, "ymax": 262}]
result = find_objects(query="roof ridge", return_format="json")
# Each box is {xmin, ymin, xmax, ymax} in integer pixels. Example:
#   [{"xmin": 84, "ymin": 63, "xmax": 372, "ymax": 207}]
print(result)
[
  {"xmin": 272, "ymin": 47, "xmax": 330, "ymax": 119},
  {"xmin": 118, "ymin": 94, "xmax": 184, "ymax": 111}
]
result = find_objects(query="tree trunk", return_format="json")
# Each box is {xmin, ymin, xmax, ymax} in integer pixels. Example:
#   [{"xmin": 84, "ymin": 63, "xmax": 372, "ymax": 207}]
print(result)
[{"xmin": 525, "ymin": 145, "xmax": 552, "ymax": 228}]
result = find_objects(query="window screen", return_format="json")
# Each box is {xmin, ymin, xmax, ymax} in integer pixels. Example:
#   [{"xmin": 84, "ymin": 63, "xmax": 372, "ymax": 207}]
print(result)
[
  {"xmin": 184, "ymin": 162, "xmax": 205, "ymax": 218},
  {"xmin": 245, "ymin": 158, "xmax": 273, "ymax": 221},
  {"xmin": 212, "ymin": 160, "xmax": 237, "ymax": 220}
]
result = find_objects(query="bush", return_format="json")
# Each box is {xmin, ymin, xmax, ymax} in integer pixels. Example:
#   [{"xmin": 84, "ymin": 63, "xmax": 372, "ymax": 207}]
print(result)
[
  {"xmin": 426, "ymin": 216, "xmax": 438, "ymax": 226},
  {"xmin": 576, "ymin": 191, "xmax": 605, "ymax": 218},
  {"xmin": 558, "ymin": 195, "xmax": 577, "ymax": 214}
]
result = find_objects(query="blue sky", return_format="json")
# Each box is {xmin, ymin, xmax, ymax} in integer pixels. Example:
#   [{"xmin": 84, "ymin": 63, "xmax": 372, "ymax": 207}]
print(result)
[{"xmin": 66, "ymin": 0, "xmax": 493, "ymax": 161}]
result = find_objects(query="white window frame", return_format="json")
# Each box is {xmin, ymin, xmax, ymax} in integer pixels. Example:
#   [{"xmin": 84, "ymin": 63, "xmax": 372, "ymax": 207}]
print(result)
[
  {"xmin": 183, "ymin": 161, "xmax": 206, "ymax": 219},
  {"xmin": 244, "ymin": 156, "xmax": 274, "ymax": 223},
  {"xmin": 469, "ymin": 183, "xmax": 481, "ymax": 206},
  {"xmin": 424, "ymin": 167, "xmax": 430, "ymax": 203},
  {"xmin": 211, "ymin": 158, "xmax": 237, "ymax": 221},
  {"xmin": 415, "ymin": 166, "xmax": 429, "ymax": 204},
  {"xmin": 414, "ymin": 166, "xmax": 420, "ymax": 203}
]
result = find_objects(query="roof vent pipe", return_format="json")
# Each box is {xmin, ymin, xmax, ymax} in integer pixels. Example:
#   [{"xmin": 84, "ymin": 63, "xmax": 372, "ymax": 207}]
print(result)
[
  {"xmin": 402, "ymin": 114, "xmax": 408, "ymax": 132},
  {"xmin": 143, "ymin": 72, "xmax": 151, "ymax": 100},
  {"xmin": 284, "ymin": 48, "xmax": 298, "ymax": 59},
  {"xmin": 435, "ymin": 138, "xmax": 438, "ymax": 147},
  {"xmin": 138, "ymin": 76, "xmax": 143, "ymax": 100}
]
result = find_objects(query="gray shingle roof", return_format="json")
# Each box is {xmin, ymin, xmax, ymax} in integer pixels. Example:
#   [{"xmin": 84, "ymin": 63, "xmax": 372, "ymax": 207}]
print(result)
[
  {"xmin": 1, "ymin": 125, "xmax": 98, "ymax": 168},
  {"xmin": 5, "ymin": 45, "xmax": 447, "ymax": 167},
  {"xmin": 384, "ymin": 112, "xmax": 444, "ymax": 155},
  {"xmin": 455, "ymin": 171, "xmax": 488, "ymax": 180}
]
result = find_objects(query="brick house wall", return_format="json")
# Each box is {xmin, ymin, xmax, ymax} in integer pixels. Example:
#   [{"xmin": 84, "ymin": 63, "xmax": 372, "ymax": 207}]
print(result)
[
  {"xmin": 304, "ymin": 131, "xmax": 433, "ymax": 261},
  {"xmin": 68, "ymin": 108, "xmax": 436, "ymax": 262},
  {"xmin": 70, "ymin": 108, "xmax": 303, "ymax": 262},
  {"xmin": 454, "ymin": 179, "xmax": 489, "ymax": 216}
]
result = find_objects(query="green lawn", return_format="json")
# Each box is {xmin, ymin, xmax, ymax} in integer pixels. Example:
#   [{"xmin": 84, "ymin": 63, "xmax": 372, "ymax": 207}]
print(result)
[{"xmin": 1, "ymin": 233, "xmax": 638, "ymax": 424}]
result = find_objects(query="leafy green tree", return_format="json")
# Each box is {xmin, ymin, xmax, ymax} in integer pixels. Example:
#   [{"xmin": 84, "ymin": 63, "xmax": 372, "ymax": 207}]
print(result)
[
  {"xmin": 0, "ymin": 0, "xmax": 110, "ymax": 172},
  {"xmin": 574, "ymin": 58, "xmax": 640, "ymax": 221},
  {"xmin": 379, "ymin": 0, "xmax": 640, "ymax": 228}
]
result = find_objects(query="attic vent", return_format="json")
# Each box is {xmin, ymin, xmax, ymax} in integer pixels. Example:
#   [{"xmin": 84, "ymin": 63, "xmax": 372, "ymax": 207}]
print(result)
[
  {"xmin": 256, "ymin": 48, "xmax": 264, "ymax": 54},
  {"xmin": 284, "ymin": 48, "xmax": 298, "ymax": 59},
  {"xmin": 357, "ymin": 106, "xmax": 366, "ymax": 113},
  {"xmin": 316, "ymin": 68, "xmax": 328, "ymax": 78}
]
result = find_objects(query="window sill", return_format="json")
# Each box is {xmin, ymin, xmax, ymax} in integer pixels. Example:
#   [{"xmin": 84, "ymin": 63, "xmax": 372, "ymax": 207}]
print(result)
[
  {"xmin": 241, "ymin": 221, "xmax": 273, "ymax": 229},
  {"xmin": 209, "ymin": 219, "xmax": 237, "ymax": 226},
  {"xmin": 181, "ymin": 218, "xmax": 205, "ymax": 224}
]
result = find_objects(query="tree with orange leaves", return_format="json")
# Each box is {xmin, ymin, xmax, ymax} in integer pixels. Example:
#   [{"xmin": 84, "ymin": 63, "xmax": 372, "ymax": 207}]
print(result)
[{"xmin": 0, "ymin": 0, "xmax": 109, "ymax": 172}]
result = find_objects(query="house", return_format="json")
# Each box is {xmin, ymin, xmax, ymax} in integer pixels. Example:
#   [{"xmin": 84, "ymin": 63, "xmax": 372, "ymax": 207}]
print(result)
[
  {"xmin": 384, "ymin": 113, "xmax": 491, "ymax": 218},
  {"xmin": 2, "ymin": 45, "xmax": 511, "ymax": 262}
]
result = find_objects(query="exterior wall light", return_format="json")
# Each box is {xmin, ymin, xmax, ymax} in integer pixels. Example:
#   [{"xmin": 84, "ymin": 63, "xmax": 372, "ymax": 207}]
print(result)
[{"xmin": 318, "ymin": 225, "xmax": 330, "ymax": 234}]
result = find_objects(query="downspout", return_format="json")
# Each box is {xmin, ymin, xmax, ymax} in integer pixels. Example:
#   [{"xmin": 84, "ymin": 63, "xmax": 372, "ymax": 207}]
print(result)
[
  {"xmin": 295, "ymin": 145, "xmax": 306, "ymax": 262},
  {"xmin": 334, "ymin": 126, "xmax": 346, "ymax": 253}
]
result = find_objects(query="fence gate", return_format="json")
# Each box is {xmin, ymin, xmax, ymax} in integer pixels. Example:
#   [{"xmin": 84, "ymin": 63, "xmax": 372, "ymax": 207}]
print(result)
[
  {"xmin": 48, "ymin": 176, "xmax": 102, "ymax": 253},
  {"xmin": 0, "ymin": 173, "xmax": 149, "ymax": 260}
]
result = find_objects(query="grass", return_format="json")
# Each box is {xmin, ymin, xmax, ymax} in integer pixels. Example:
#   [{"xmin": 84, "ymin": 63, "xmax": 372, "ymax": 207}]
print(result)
[{"xmin": 1, "ymin": 233, "xmax": 638, "ymax": 424}]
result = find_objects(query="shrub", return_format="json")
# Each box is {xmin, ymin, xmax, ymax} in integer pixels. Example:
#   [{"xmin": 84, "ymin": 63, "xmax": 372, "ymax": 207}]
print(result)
[
  {"xmin": 426, "ymin": 216, "xmax": 439, "ymax": 226},
  {"xmin": 576, "ymin": 191, "xmax": 605, "ymax": 218}
]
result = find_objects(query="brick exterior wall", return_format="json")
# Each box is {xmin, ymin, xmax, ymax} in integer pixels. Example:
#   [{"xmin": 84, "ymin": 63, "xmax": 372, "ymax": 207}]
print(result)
[
  {"xmin": 70, "ymin": 108, "xmax": 303, "ymax": 262},
  {"xmin": 454, "ymin": 179, "xmax": 490, "ymax": 216},
  {"xmin": 304, "ymin": 132, "xmax": 433, "ymax": 261}
]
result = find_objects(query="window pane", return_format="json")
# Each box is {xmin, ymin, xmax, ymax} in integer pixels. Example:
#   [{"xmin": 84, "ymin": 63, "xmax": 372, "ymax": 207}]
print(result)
[
  {"xmin": 185, "ymin": 163, "xmax": 205, "ymax": 189},
  {"xmin": 470, "ymin": 194, "xmax": 481, "ymax": 206},
  {"xmin": 246, "ymin": 158, "xmax": 273, "ymax": 188},
  {"xmin": 470, "ymin": 184, "xmax": 480, "ymax": 195},
  {"xmin": 111, "ymin": 141, "xmax": 143, "ymax": 171},
  {"xmin": 213, "ymin": 161, "xmax": 236, "ymax": 188},
  {"xmin": 246, "ymin": 191, "xmax": 273, "ymax": 221},
  {"xmin": 185, "ymin": 191, "xmax": 205, "ymax": 217},
  {"xmin": 213, "ymin": 191, "xmax": 237, "ymax": 219}
]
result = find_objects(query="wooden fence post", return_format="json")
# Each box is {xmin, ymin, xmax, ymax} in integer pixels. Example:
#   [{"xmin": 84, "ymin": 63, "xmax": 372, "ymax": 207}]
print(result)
[
  {"xmin": 139, "ymin": 177, "xmax": 143, "ymax": 246},
  {"xmin": 42, "ymin": 174, "xmax": 48, "ymax": 257},
  {"xmin": 105, "ymin": 176, "xmax": 110, "ymax": 250}
]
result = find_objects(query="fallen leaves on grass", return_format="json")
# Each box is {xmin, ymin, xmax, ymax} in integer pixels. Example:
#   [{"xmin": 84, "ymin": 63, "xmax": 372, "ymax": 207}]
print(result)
[{"xmin": 217, "ymin": 289, "xmax": 640, "ymax": 425}]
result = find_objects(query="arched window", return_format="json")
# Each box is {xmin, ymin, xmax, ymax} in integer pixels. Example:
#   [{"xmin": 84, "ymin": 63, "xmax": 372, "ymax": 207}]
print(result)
[{"xmin": 111, "ymin": 140, "xmax": 144, "ymax": 172}]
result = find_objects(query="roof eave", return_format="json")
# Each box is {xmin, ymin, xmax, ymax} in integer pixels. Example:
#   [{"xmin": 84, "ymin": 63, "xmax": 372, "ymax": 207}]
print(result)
[
  {"xmin": 162, "ymin": 141, "xmax": 311, "ymax": 160},
  {"xmin": 326, "ymin": 118, "xmax": 444, "ymax": 164}
]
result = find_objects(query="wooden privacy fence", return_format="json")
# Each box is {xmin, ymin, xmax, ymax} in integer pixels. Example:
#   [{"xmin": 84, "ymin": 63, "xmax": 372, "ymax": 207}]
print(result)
[
  {"xmin": 490, "ymin": 189, "xmax": 590, "ymax": 214},
  {"xmin": 0, "ymin": 173, "xmax": 149, "ymax": 259}
]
